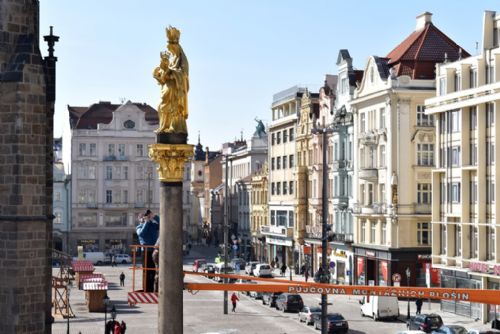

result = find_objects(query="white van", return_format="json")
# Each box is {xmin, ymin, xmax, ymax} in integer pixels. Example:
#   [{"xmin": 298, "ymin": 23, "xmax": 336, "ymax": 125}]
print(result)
[
  {"xmin": 83, "ymin": 252, "xmax": 107, "ymax": 265},
  {"xmin": 360, "ymin": 295, "xmax": 399, "ymax": 320}
]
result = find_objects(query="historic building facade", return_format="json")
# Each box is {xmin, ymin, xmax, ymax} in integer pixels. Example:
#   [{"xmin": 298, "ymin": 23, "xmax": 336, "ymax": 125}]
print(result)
[
  {"xmin": 251, "ymin": 163, "xmax": 269, "ymax": 262},
  {"xmin": 68, "ymin": 101, "xmax": 160, "ymax": 255},
  {"xmin": 53, "ymin": 137, "xmax": 71, "ymax": 253},
  {"xmin": 265, "ymin": 86, "xmax": 304, "ymax": 268},
  {"xmin": 350, "ymin": 12, "xmax": 468, "ymax": 287},
  {"xmin": 425, "ymin": 10, "xmax": 500, "ymax": 322}
]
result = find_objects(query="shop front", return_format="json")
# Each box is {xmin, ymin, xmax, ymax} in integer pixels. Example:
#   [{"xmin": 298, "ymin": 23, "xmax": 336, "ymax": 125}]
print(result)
[
  {"xmin": 330, "ymin": 248, "xmax": 353, "ymax": 285},
  {"xmin": 261, "ymin": 225, "xmax": 293, "ymax": 267},
  {"xmin": 353, "ymin": 246, "xmax": 431, "ymax": 287}
]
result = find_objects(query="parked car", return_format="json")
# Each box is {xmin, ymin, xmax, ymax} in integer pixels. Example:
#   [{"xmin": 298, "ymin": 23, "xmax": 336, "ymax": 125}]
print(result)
[
  {"xmin": 249, "ymin": 290, "xmax": 263, "ymax": 299},
  {"xmin": 313, "ymin": 313, "xmax": 349, "ymax": 333},
  {"xmin": 203, "ymin": 263, "xmax": 216, "ymax": 279},
  {"xmin": 432, "ymin": 325, "xmax": 468, "ymax": 334},
  {"xmin": 467, "ymin": 330, "xmax": 500, "ymax": 334},
  {"xmin": 275, "ymin": 293, "xmax": 304, "ymax": 313},
  {"xmin": 262, "ymin": 292, "xmax": 282, "ymax": 307},
  {"xmin": 407, "ymin": 314, "xmax": 444, "ymax": 333},
  {"xmin": 298, "ymin": 306, "xmax": 322, "ymax": 325},
  {"xmin": 83, "ymin": 252, "xmax": 106, "ymax": 265},
  {"xmin": 253, "ymin": 263, "xmax": 273, "ymax": 277},
  {"xmin": 245, "ymin": 261, "xmax": 259, "ymax": 275},
  {"xmin": 115, "ymin": 254, "xmax": 131, "ymax": 264},
  {"xmin": 230, "ymin": 258, "xmax": 246, "ymax": 272},
  {"xmin": 192, "ymin": 258, "xmax": 207, "ymax": 272},
  {"xmin": 360, "ymin": 296, "xmax": 399, "ymax": 320}
]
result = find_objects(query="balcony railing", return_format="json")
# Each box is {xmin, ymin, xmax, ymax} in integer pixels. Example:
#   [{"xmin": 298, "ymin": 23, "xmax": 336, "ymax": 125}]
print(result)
[
  {"xmin": 260, "ymin": 225, "xmax": 288, "ymax": 237},
  {"xmin": 103, "ymin": 155, "xmax": 128, "ymax": 161},
  {"xmin": 332, "ymin": 233, "xmax": 354, "ymax": 243},
  {"xmin": 358, "ymin": 168, "xmax": 378, "ymax": 181}
]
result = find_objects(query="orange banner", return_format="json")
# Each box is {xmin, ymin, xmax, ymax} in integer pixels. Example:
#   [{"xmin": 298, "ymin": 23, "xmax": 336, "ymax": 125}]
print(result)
[{"xmin": 184, "ymin": 271, "xmax": 500, "ymax": 305}]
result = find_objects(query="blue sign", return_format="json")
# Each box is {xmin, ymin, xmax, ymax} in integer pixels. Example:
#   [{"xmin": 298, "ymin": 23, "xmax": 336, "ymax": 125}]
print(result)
[
  {"xmin": 329, "ymin": 261, "xmax": 336, "ymax": 269},
  {"xmin": 232, "ymin": 245, "xmax": 238, "ymax": 250}
]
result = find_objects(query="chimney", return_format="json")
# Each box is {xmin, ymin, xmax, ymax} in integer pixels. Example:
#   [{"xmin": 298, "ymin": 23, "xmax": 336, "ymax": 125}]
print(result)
[
  {"xmin": 416, "ymin": 12, "xmax": 432, "ymax": 31},
  {"xmin": 205, "ymin": 146, "xmax": 209, "ymax": 163}
]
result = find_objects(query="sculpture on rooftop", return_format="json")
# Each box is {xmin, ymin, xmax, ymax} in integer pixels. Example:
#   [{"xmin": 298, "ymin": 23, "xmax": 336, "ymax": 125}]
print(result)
[
  {"xmin": 254, "ymin": 117, "xmax": 266, "ymax": 138},
  {"xmin": 153, "ymin": 26, "xmax": 189, "ymax": 134}
]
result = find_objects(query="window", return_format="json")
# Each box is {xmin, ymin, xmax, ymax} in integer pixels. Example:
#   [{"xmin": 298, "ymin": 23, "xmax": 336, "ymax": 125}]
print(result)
[
  {"xmin": 271, "ymin": 182, "xmax": 275, "ymax": 195},
  {"xmin": 417, "ymin": 183, "xmax": 432, "ymax": 204},
  {"xmin": 89, "ymin": 143, "xmax": 96, "ymax": 157},
  {"xmin": 487, "ymin": 225, "xmax": 495, "ymax": 260},
  {"xmin": 470, "ymin": 225, "xmax": 478, "ymax": 258},
  {"xmin": 417, "ymin": 144, "xmax": 434, "ymax": 166},
  {"xmin": 271, "ymin": 133, "xmax": 275, "ymax": 145},
  {"xmin": 361, "ymin": 222, "xmax": 366, "ymax": 243},
  {"xmin": 289, "ymin": 128, "xmax": 294, "ymax": 141},
  {"xmin": 379, "ymin": 145, "xmax": 386, "ymax": 167},
  {"xmin": 271, "ymin": 157, "xmax": 275, "ymax": 170},
  {"xmin": 487, "ymin": 141, "xmax": 495, "ymax": 165},
  {"xmin": 469, "ymin": 106, "xmax": 477, "ymax": 130},
  {"xmin": 288, "ymin": 211, "xmax": 294, "ymax": 228},
  {"xmin": 289, "ymin": 181, "xmax": 293, "ymax": 195},
  {"xmin": 486, "ymin": 65, "xmax": 495, "ymax": 84},
  {"xmin": 88, "ymin": 165, "xmax": 96, "ymax": 179},
  {"xmin": 417, "ymin": 105, "xmax": 433, "ymax": 126},
  {"xmin": 470, "ymin": 143, "xmax": 477, "ymax": 166},
  {"xmin": 450, "ymin": 110, "xmax": 460, "ymax": 132},
  {"xmin": 379, "ymin": 108, "xmax": 385, "ymax": 129},
  {"xmin": 470, "ymin": 181, "xmax": 477, "ymax": 203},
  {"xmin": 486, "ymin": 103, "xmax": 495, "ymax": 127},
  {"xmin": 455, "ymin": 225, "xmax": 462, "ymax": 256},
  {"xmin": 123, "ymin": 166, "xmax": 128, "ymax": 180},
  {"xmin": 276, "ymin": 132, "xmax": 281, "ymax": 144},
  {"xmin": 283, "ymin": 182, "xmax": 287, "ymax": 195},
  {"xmin": 470, "ymin": 68, "xmax": 478, "ymax": 88},
  {"xmin": 54, "ymin": 212, "xmax": 62, "ymax": 224},
  {"xmin": 118, "ymin": 144, "xmax": 125, "ymax": 157},
  {"xmin": 54, "ymin": 191, "xmax": 61, "ymax": 201},
  {"xmin": 341, "ymin": 77, "xmax": 348, "ymax": 94},
  {"xmin": 108, "ymin": 144, "xmax": 115, "ymax": 156},
  {"xmin": 487, "ymin": 179, "xmax": 495, "ymax": 203},
  {"xmin": 289, "ymin": 154, "xmax": 294, "ymax": 168},
  {"xmin": 282, "ymin": 156, "xmax": 287, "ymax": 169},
  {"xmin": 360, "ymin": 113, "xmax": 366, "ymax": 133},
  {"xmin": 367, "ymin": 183, "xmax": 373, "ymax": 205},
  {"xmin": 451, "ymin": 182, "xmax": 461, "ymax": 203},
  {"xmin": 369, "ymin": 222, "xmax": 376, "ymax": 243},
  {"xmin": 123, "ymin": 190, "xmax": 128, "ymax": 203},
  {"xmin": 439, "ymin": 77, "xmax": 446, "ymax": 95},
  {"xmin": 451, "ymin": 146, "xmax": 461, "ymax": 166},
  {"xmin": 276, "ymin": 182, "xmax": 281, "ymax": 195},
  {"xmin": 440, "ymin": 224, "xmax": 447, "ymax": 254},
  {"xmin": 283, "ymin": 129, "xmax": 288, "ymax": 143},
  {"xmin": 380, "ymin": 183, "xmax": 385, "ymax": 203},
  {"xmin": 381, "ymin": 222, "xmax": 387, "ymax": 245},
  {"xmin": 417, "ymin": 222, "xmax": 430, "ymax": 245},
  {"xmin": 136, "ymin": 189, "xmax": 144, "ymax": 203},
  {"xmin": 360, "ymin": 184, "xmax": 365, "ymax": 205},
  {"xmin": 276, "ymin": 157, "xmax": 281, "ymax": 169},
  {"xmin": 106, "ymin": 190, "xmax": 112, "ymax": 204},
  {"xmin": 105, "ymin": 166, "xmax": 112, "ymax": 180},
  {"xmin": 136, "ymin": 144, "xmax": 144, "ymax": 157},
  {"xmin": 79, "ymin": 143, "xmax": 87, "ymax": 156},
  {"xmin": 454, "ymin": 72, "xmax": 461, "ymax": 91}
]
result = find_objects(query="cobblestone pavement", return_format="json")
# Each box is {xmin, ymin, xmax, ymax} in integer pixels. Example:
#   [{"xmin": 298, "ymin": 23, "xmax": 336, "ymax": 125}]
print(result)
[{"xmin": 51, "ymin": 246, "xmax": 494, "ymax": 333}]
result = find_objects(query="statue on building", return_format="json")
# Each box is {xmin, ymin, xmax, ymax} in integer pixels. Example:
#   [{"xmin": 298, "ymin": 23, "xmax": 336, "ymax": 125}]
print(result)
[
  {"xmin": 254, "ymin": 117, "xmax": 266, "ymax": 138},
  {"xmin": 153, "ymin": 26, "xmax": 189, "ymax": 134}
]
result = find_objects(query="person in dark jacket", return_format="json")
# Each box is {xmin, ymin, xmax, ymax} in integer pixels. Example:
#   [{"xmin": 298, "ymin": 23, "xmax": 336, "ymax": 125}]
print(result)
[
  {"xmin": 136, "ymin": 210, "xmax": 159, "ymax": 292},
  {"xmin": 415, "ymin": 298, "xmax": 423, "ymax": 314}
]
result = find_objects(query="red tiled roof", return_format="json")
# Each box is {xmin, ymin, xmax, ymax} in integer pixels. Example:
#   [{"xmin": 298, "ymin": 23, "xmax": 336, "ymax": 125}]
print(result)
[
  {"xmin": 68, "ymin": 102, "xmax": 158, "ymax": 129},
  {"xmin": 386, "ymin": 22, "xmax": 470, "ymax": 79}
]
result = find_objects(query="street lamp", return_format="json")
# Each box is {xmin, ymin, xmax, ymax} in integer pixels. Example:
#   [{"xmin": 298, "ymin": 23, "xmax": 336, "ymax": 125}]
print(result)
[
  {"xmin": 110, "ymin": 305, "xmax": 117, "ymax": 322},
  {"xmin": 103, "ymin": 294, "xmax": 110, "ymax": 334},
  {"xmin": 406, "ymin": 267, "xmax": 411, "ymax": 320}
]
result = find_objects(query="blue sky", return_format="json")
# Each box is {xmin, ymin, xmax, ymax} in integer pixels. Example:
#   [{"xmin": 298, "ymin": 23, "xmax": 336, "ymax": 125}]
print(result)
[{"xmin": 40, "ymin": 1, "xmax": 498, "ymax": 150}]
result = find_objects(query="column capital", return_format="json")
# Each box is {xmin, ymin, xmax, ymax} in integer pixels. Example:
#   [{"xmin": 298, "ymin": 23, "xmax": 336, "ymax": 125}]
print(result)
[{"xmin": 149, "ymin": 143, "xmax": 193, "ymax": 182}]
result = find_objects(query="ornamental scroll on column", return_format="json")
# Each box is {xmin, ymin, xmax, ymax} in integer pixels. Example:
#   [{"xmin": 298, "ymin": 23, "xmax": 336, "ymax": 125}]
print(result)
[{"xmin": 149, "ymin": 26, "xmax": 193, "ymax": 182}]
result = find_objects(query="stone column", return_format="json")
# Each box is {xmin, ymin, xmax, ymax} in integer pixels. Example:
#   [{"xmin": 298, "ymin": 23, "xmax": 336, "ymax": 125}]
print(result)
[{"xmin": 150, "ymin": 143, "xmax": 193, "ymax": 334}]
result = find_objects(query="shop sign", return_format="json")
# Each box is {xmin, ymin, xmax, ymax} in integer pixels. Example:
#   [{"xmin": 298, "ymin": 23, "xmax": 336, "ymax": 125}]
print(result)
[
  {"xmin": 392, "ymin": 273, "xmax": 401, "ymax": 282},
  {"xmin": 306, "ymin": 225, "xmax": 322, "ymax": 239},
  {"xmin": 366, "ymin": 251, "xmax": 375, "ymax": 257},
  {"xmin": 469, "ymin": 262, "xmax": 500, "ymax": 276},
  {"xmin": 303, "ymin": 245, "xmax": 311, "ymax": 255},
  {"xmin": 261, "ymin": 225, "xmax": 287, "ymax": 236},
  {"xmin": 266, "ymin": 236, "xmax": 292, "ymax": 247},
  {"xmin": 333, "ymin": 250, "xmax": 347, "ymax": 258}
]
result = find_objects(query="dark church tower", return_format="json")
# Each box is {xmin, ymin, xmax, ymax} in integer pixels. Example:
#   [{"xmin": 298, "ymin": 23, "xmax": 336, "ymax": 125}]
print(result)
[{"xmin": 0, "ymin": 1, "xmax": 58, "ymax": 333}]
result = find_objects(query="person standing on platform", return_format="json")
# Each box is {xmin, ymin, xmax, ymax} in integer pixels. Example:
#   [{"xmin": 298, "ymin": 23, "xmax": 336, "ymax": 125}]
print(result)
[{"xmin": 136, "ymin": 209, "xmax": 159, "ymax": 292}]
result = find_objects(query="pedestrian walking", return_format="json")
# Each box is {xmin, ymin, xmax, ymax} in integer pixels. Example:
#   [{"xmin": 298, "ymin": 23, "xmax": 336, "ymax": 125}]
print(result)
[
  {"xmin": 114, "ymin": 321, "xmax": 122, "ymax": 334},
  {"xmin": 119, "ymin": 272, "xmax": 125, "ymax": 287},
  {"xmin": 415, "ymin": 298, "xmax": 423, "ymax": 315},
  {"xmin": 120, "ymin": 321, "xmax": 127, "ymax": 334},
  {"xmin": 281, "ymin": 263, "xmax": 287, "ymax": 277},
  {"xmin": 231, "ymin": 292, "xmax": 239, "ymax": 312},
  {"xmin": 111, "ymin": 255, "xmax": 116, "ymax": 267}
]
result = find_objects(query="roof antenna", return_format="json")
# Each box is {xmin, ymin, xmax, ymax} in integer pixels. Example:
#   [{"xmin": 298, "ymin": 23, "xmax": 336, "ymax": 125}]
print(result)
[{"xmin": 240, "ymin": 129, "xmax": 243, "ymax": 141}]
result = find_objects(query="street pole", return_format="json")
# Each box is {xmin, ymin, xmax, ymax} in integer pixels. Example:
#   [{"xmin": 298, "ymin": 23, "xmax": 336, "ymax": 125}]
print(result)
[
  {"xmin": 406, "ymin": 267, "xmax": 411, "ymax": 320},
  {"xmin": 320, "ymin": 129, "xmax": 328, "ymax": 334},
  {"xmin": 147, "ymin": 169, "xmax": 152, "ymax": 209},
  {"xmin": 223, "ymin": 155, "xmax": 229, "ymax": 314}
]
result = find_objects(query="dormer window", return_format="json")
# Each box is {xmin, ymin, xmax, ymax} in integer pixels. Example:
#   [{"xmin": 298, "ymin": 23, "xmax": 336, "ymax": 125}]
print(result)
[{"xmin": 124, "ymin": 120, "xmax": 135, "ymax": 129}]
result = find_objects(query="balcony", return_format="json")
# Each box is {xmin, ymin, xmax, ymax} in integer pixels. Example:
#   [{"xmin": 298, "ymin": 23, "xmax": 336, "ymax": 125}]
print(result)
[
  {"xmin": 332, "ymin": 233, "xmax": 354, "ymax": 243},
  {"xmin": 333, "ymin": 160, "xmax": 346, "ymax": 170},
  {"xmin": 260, "ymin": 225, "xmax": 291, "ymax": 237},
  {"xmin": 86, "ymin": 203, "xmax": 98, "ymax": 209},
  {"xmin": 103, "ymin": 155, "xmax": 128, "ymax": 161},
  {"xmin": 358, "ymin": 168, "xmax": 378, "ymax": 181}
]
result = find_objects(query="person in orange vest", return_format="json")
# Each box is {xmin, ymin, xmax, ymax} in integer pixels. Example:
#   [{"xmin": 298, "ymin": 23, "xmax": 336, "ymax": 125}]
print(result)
[{"xmin": 231, "ymin": 292, "xmax": 239, "ymax": 312}]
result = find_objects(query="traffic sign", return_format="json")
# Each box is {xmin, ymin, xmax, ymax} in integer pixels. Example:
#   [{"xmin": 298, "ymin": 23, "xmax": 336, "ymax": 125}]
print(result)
[{"xmin": 392, "ymin": 273, "xmax": 401, "ymax": 282}]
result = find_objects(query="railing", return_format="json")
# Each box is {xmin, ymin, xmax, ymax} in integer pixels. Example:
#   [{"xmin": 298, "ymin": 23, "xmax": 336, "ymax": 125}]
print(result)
[{"xmin": 358, "ymin": 168, "xmax": 378, "ymax": 180}]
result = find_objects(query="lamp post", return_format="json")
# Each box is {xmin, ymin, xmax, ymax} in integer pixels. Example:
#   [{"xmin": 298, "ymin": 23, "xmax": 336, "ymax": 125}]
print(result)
[
  {"xmin": 103, "ymin": 294, "xmax": 110, "ymax": 334},
  {"xmin": 406, "ymin": 267, "xmax": 411, "ymax": 320},
  {"xmin": 111, "ymin": 305, "xmax": 117, "ymax": 324},
  {"xmin": 223, "ymin": 155, "xmax": 229, "ymax": 314}
]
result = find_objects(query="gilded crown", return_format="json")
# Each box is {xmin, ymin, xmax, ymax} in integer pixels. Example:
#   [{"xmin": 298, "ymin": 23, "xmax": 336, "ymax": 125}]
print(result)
[{"xmin": 166, "ymin": 26, "xmax": 180, "ymax": 44}]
